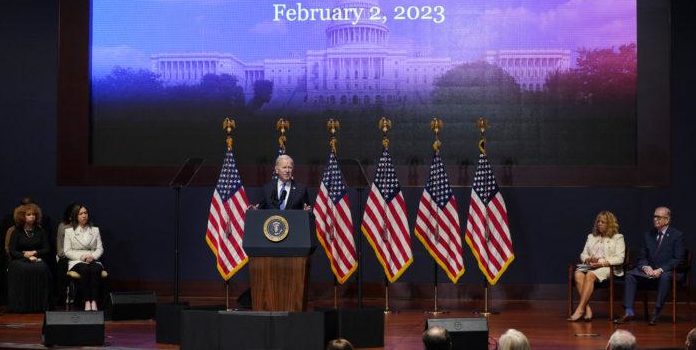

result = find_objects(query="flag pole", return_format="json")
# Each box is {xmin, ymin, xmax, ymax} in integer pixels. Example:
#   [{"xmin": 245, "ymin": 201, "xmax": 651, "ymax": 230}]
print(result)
[
  {"xmin": 225, "ymin": 280, "xmax": 230, "ymax": 311},
  {"xmin": 472, "ymin": 118, "xmax": 499, "ymax": 317},
  {"xmin": 224, "ymin": 119, "xmax": 234, "ymax": 312},
  {"xmin": 425, "ymin": 118, "xmax": 448, "ymax": 315},
  {"xmin": 473, "ymin": 278, "xmax": 498, "ymax": 317},
  {"xmin": 425, "ymin": 260, "xmax": 449, "ymax": 315},
  {"xmin": 379, "ymin": 118, "xmax": 394, "ymax": 315},
  {"xmin": 384, "ymin": 276, "xmax": 391, "ymax": 314},
  {"xmin": 333, "ymin": 277, "xmax": 339, "ymax": 309}
]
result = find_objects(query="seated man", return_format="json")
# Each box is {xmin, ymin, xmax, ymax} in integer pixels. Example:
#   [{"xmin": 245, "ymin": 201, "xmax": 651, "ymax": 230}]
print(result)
[{"xmin": 614, "ymin": 206, "xmax": 686, "ymax": 325}]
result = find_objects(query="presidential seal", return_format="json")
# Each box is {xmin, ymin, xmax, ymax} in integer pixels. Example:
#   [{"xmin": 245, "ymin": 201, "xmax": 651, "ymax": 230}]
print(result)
[{"xmin": 263, "ymin": 215, "xmax": 290, "ymax": 242}]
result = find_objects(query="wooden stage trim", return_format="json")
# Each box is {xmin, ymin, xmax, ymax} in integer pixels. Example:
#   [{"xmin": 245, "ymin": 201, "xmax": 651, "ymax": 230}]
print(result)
[{"xmin": 0, "ymin": 300, "xmax": 693, "ymax": 350}]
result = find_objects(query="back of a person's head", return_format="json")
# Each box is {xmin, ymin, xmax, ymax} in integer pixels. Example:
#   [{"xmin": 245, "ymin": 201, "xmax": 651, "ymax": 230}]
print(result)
[
  {"xmin": 686, "ymin": 327, "xmax": 696, "ymax": 350},
  {"xmin": 498, "ymin": 329, "xmax": 531, "ymax": 350},
  {"xmin": 422, "ymin": 325, "xmax": 452, "ymax": 350},
  {"xmin": 326, "ymin": 338, "xmax": 353, "ymax": 350},
  {"xmin": 607, "ymin": 329, "xmax": 636, "ymax": 350}
]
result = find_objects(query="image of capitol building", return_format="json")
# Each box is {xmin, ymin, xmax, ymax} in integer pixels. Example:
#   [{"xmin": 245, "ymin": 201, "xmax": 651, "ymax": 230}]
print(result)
[{"xmin": 150, "ymin": 0, "xmax": 570, "ymax": 109}]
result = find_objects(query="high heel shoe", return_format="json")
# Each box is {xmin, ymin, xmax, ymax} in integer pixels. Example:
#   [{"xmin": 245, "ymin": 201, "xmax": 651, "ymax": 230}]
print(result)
[
  {"xmin": 583, "ymin": 307, "xmax": 593, "ymax": 322},
  {"xmin": 566, "ymin": 311, "xmax": 584, "ymax": 322}
]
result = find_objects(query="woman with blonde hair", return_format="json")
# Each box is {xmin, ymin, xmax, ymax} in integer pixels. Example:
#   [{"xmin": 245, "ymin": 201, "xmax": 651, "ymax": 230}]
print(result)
[
  {"xmin": 498, "ymin": 329, "xmax": 530, "ymax": 350},
  {"xmin": 568, "ymin": 211, "xmax": 625, "ymax": 321}
]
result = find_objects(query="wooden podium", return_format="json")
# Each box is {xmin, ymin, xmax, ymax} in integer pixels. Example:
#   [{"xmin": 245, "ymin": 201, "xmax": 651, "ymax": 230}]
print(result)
[{"xmin": 243, "ymin": 210, "xmax": 314, "ymax": 312}]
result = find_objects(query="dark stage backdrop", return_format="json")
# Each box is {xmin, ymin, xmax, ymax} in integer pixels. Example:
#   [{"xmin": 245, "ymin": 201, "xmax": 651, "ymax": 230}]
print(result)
[{"xmin": 0, "ymin": 0, "xmax": 694, "ymax": 291}]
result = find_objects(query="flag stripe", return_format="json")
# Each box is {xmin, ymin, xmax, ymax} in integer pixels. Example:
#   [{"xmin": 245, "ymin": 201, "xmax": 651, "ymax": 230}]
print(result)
[
  {"xmin": 362, "ymin": 149, "xmax": 413, "ymax": 283},
  {"xmin": 313, "ymin": 152, "xmax": 357, "ymax": 284},
  {"xmin": 414, "ymin": 153, "xmax": 465, "ymax": 283},
  {"xmin": 205, "ymin": 150, "xmax": 250, "ymax": 281},
  {"xmin": 464, "ymin": 153, "xmax": 514, "ymax": 285}
]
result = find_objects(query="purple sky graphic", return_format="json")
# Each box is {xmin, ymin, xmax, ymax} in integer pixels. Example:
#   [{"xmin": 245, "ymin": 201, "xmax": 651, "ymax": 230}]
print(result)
[{"xmin": 91, "ymin": 0, "xmax": 636, "ymax": 77}]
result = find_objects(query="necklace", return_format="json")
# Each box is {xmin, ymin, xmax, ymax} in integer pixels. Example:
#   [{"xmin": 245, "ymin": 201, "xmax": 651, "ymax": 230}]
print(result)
[{"xmin": 24, "ymin": 228, "xmax": 35, "ymax": 239}]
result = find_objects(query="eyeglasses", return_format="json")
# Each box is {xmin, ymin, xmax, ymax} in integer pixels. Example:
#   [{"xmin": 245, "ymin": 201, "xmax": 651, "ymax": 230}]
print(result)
[{"xmin": 653, "ymin": 215, "xmax": 669, "ymax": 220}]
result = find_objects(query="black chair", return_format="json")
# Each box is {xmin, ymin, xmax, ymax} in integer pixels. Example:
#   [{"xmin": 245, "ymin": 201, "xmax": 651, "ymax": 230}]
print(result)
[
  {"xmin": 66, "ymin": 268, "xmax": 109, "ymax": 310},
  {"xmin": 568, "ymin": 250, "xmax": 629, "ymax": 320}
]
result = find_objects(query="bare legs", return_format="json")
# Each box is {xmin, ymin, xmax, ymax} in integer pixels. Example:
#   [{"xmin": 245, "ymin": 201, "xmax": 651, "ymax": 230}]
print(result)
[{"xmin": 569, "ymin": 270, "xmax": 596, "ymax": 321}]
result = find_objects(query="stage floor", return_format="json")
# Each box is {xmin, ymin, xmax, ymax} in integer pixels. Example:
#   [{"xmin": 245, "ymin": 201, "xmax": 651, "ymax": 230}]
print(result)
[{"xmin": 0, "ymin": 300, "xmax": 693, "ymax": 349}]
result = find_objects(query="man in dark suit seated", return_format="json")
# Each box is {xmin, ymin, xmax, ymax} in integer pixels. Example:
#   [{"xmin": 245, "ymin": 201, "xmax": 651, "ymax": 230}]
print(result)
[
  {"xmin": 237, "ymin": 154, "xmax": 311, "ymax": 309},
  {"xmin": 614, "ymin": 206, "xmax": 686, "ymax": 325}
]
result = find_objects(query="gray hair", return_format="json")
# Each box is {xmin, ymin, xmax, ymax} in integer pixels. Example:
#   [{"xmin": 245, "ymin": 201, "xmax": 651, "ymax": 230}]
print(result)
[
  {"xmin": 498, "ymin": 329, "xmax": 530, "ymax": 350},
  {"xmin": 607, "ymin": 329, "xmax": 636, "ymax": 350},
  {"xmin": 275, "ymin": 154, "xmax": 294, "ymax": 167}
]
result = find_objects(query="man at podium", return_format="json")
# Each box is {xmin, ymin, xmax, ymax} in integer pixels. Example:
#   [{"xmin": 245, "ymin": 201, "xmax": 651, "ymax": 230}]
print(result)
[
  {"xmin": 239, "ymin": 154, "xmax": 311, "ymax": 309},
  {"xmin": 257, "ymin": 154, "xmax": 311, "ymax": 211}
]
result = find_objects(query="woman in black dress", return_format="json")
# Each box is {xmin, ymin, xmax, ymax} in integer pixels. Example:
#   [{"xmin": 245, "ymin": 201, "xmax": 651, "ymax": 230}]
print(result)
[{"xmin": 7, "ymin": 203, "xmax": 51, "ymax": 312}]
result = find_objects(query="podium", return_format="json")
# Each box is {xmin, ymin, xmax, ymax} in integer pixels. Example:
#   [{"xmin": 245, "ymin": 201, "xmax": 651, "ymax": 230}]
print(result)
[{"xmin": 244, "ymin": 210, "xmax": 314, "ymax": 312}]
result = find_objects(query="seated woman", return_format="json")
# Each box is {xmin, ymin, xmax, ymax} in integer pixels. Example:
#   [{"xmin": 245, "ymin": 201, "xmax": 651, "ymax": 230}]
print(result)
[
  {"xmin": 64, "ymin": 204, "xmax": 104, "ymax": 311},
  {"xmin": 7, "ymin": 203, "xmax": 51, "ymax": 312},
  {"xmin": 568, "ymin": 210, "xmax": 625, "ymax": 321}
]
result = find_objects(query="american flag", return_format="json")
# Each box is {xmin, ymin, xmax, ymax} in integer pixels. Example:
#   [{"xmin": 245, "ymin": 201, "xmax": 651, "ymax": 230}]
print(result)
[
  {"xmin": 361, "ymin": 148, "xmax": 413, "ymax": 283},
  {"xmin": 205, "ymin": 150, "xmax": 250, "ymax": 280},
  {"xmin": 414, "ymin": 153, "xmax": 465, "ymax": 283},
  {"xmin": 464, "ymin": 153, "xmax": 514, "ymax": 285},
  {"xmin": 313, "ymin": 152, "xmax": 357, "ymax": 284}
]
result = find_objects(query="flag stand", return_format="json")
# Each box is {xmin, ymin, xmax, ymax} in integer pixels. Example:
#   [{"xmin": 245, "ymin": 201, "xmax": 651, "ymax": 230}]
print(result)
[
  {"xmin": 384, "ymin": 277, "xmax": 398, "ymax": 314},
  {"xmin": 473, "ymin": 279, "xmax": 499, "ymax": 317},
  {"xmin": 425, "ymin": 261, "xmax": 449, "ymax": 315}
]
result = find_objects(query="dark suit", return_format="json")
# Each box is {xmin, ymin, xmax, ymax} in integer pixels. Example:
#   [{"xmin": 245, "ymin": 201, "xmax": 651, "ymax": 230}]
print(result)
[
  {"xmin": 258, "ymin": 180, "xmax": 309, "ymax": 210},
  {"xmin": 237, "ymin": 180, "xmax": 310, "ymax": 309},
  {"xmin": 623, "ymin": 226, "xmax": 686, "ymax": 312}
]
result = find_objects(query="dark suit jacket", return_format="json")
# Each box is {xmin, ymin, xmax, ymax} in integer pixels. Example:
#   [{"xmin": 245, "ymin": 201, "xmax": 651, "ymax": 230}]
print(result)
[
  {"xmin": 258, "ymin": 180, "xmax": 309, "ymax": 210},
  {"xmin": 636, "ymin": 226, "xmax": 685, "ymax": 272}
]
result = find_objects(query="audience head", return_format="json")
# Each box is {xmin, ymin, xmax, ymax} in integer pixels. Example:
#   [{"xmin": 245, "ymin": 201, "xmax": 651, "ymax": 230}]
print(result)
[
  {"xmin": 606, "ymin": 329, "xmax": 636, "ymax": 350},
  {"xmin": 13, "ymin": 203, "xmax": 42, "ymax": 228},
  {"xmin": 422, "ymin": 325, "xmax": 452, "ymax": 350},
  {"xmin": 326, "ymin": 338, "xmax": 353, "ymax": 350},
  {"xmin": 62, "ymin": 202, "xmax": 80, "ymax": 225},
  {"xmin": 686, "ymin": 327, "xmax": 696, "ymax": 350},
  {"xmin": 593, "ymin": 211, "xmax": 619, "ymax": 237},
  {"xmin": 274, "ymin": 154, "xmax": 294, "ymax": 182},
  {"xmin": 498, "ymin": 328, "xmax": 530, "ymax": 350},
  {"xmin": 19, "ymin": 197, "xmax": 35, "ymax": 205},
  {"xmin": 653, "ymin": 206, "xmax": 671, "ymax": 230},
  {"xmin": 70, "ymin": 204, "xmax": 91, "ymax": 228}
]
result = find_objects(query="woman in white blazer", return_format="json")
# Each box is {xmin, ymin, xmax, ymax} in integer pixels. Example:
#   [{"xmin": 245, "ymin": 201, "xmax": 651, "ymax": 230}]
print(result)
[
  {"xmin": 568, "ymin": 211, "xmax": 625, "ymax": 321},
  {"xmin": 64, "ymin": 204, "xmax": 104, "ymax": 311}
]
